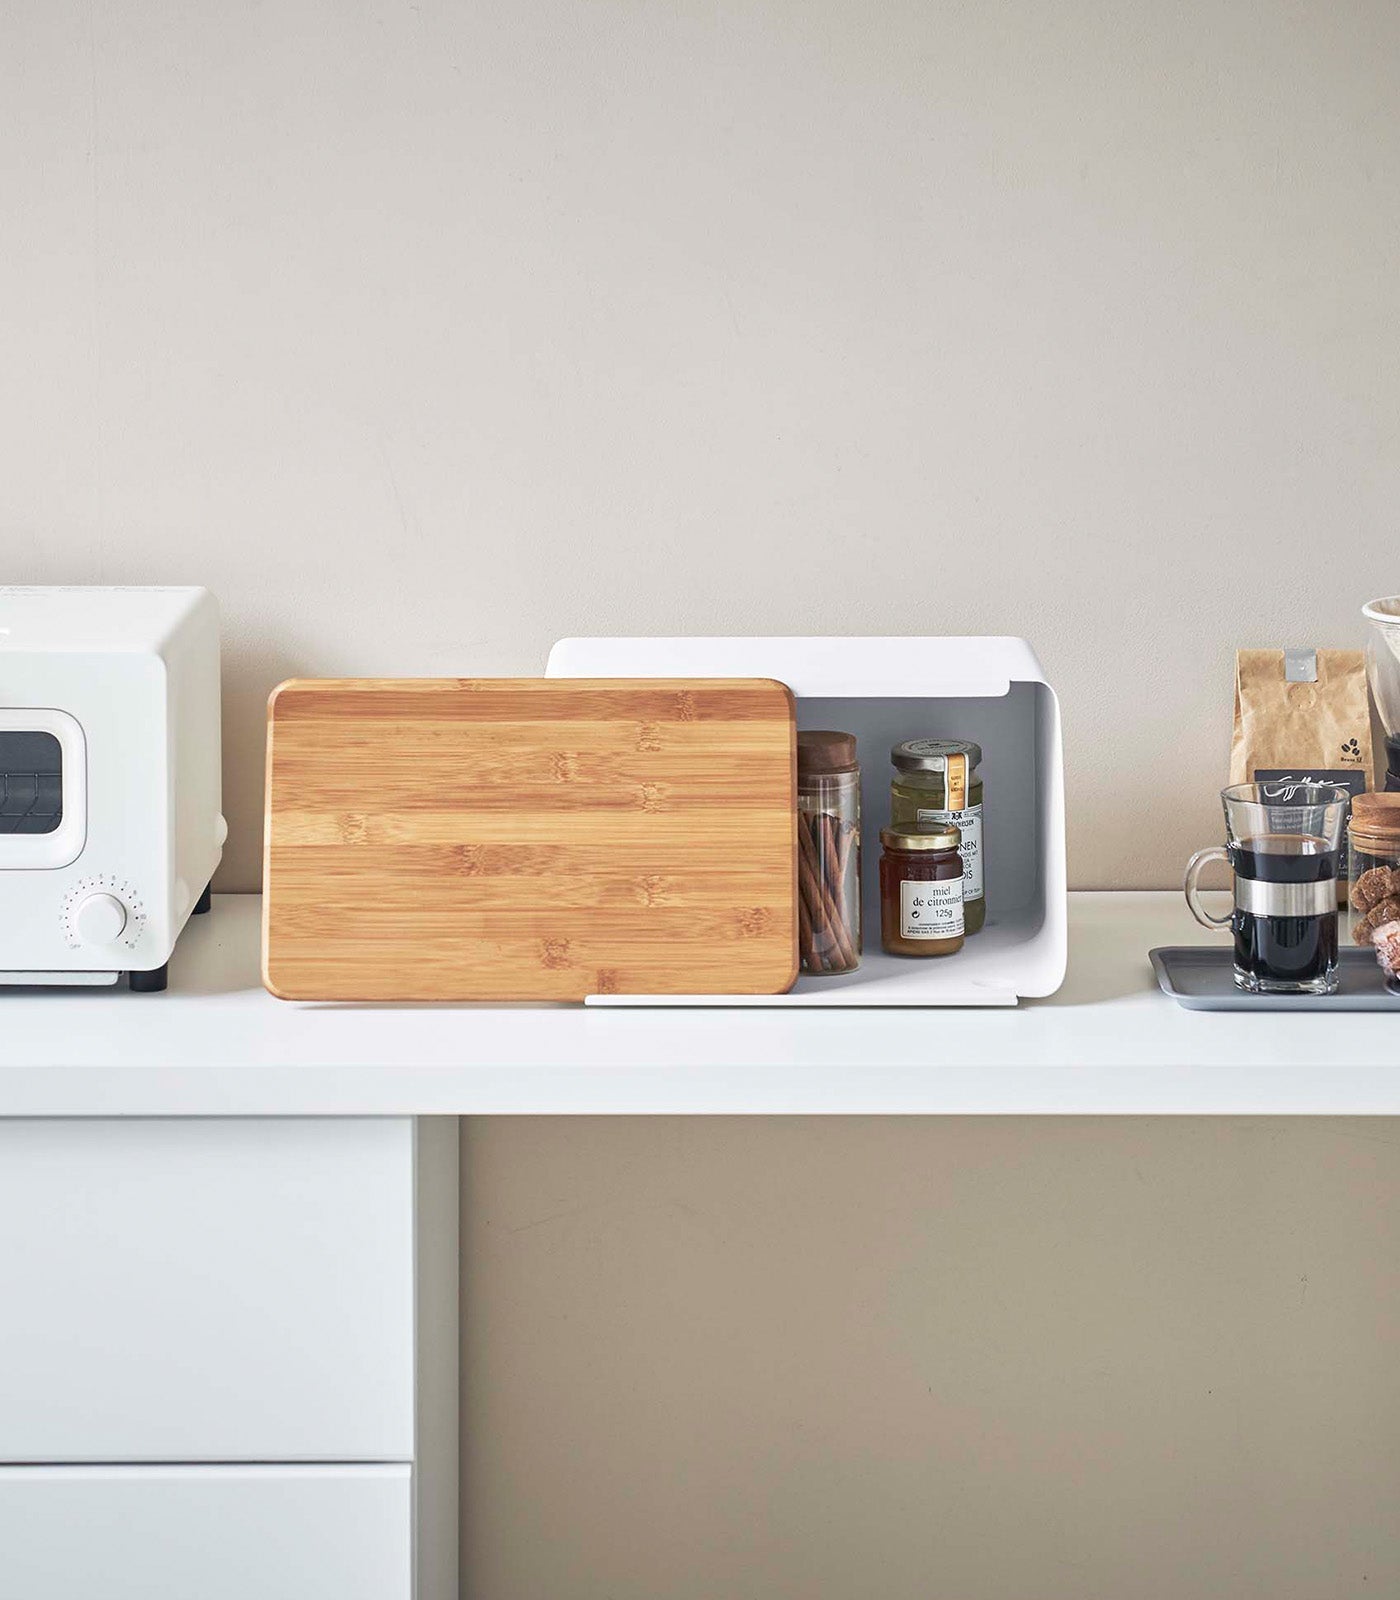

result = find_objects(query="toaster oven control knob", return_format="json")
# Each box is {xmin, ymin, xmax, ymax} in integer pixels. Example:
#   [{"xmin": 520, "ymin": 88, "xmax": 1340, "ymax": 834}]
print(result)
[{"xmin": 74, "ymin": 892, "xmax": 128, "ymax": 946}]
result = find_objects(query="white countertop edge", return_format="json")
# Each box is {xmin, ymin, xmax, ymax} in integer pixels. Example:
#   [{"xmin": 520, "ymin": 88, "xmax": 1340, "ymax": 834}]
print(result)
[{"xmin": 1, "ymin": 893, "xmax": 1395, "ymax": 1117}]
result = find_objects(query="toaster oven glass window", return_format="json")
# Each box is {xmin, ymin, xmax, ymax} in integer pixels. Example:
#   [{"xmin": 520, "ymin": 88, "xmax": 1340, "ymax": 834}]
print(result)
[{"xmin": 0, "ymin": 731, "xmax": 63, "ymax": 835}]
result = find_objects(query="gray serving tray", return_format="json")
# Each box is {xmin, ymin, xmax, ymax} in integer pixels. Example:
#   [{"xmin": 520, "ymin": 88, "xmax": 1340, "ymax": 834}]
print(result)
[{"xmin": 1150, "ymin": 946, "xmax": 1400, "ymax": 1012}]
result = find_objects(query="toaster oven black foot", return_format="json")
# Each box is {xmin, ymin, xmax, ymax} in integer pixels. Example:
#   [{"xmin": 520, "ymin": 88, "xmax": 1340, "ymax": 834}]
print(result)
[
  {"xmin": 193, "ymin": 881, "xmax": 213, "ymax": 915},
  {"xmin": 129, "ymin": 964, "xmax": 168, "ymax": 993}
]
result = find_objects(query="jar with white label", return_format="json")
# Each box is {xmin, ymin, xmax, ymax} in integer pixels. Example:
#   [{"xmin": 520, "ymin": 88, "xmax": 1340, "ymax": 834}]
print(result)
[
  {"xmin": 878, "ymin": 824, "xmax": 965, "ymax": 958},
  {"xmin": 889, "ymin": 739, "xmax": 985, "ymax": 934}
]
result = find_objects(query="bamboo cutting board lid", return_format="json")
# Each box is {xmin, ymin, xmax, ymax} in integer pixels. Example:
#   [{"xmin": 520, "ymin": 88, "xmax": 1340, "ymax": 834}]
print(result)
[{"xmin": 263, "ymin": 678, "xmax": 798, "ymax": 1001}]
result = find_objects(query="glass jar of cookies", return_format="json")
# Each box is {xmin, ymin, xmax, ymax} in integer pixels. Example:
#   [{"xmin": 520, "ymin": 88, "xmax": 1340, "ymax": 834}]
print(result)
[{"xmin": 1347, "ymin": 792, "xmax": 1400, "ymax": 951}]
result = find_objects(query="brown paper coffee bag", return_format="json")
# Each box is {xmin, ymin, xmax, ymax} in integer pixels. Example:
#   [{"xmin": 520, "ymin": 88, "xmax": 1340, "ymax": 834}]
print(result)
[{"xmin": 1230, "ymin": 648, "xmax": 1374, "ymax": 884}]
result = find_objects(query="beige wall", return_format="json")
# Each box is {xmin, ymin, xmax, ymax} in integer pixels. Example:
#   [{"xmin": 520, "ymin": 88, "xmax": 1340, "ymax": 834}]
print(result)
[
  {"xmin": 463, "ymin": 1117, "xmax": 1400, "ymax": 1600},
  {"xmin": 6, "ymin": 0, "xmax": 1399, "ymax": 890},
  {"xmin": 7, "ymin": 5, "xmax": 1400, "ymax": 1596}
]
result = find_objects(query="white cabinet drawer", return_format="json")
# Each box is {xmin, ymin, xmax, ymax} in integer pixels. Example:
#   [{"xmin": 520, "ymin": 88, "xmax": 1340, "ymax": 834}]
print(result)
[
  {"xmin": 0, "ymin": 1118, "xmax": 413, "ymax": 1461},
  {"xmin": 0, "ymin": 1465, "xmax": 411, "ymax": 1600}
]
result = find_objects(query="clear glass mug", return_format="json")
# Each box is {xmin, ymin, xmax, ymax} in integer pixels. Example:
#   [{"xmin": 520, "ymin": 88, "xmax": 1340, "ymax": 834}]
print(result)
[{"xmin": 1185, "ymin": 782, "xmax": 1349, "ymax": 995}]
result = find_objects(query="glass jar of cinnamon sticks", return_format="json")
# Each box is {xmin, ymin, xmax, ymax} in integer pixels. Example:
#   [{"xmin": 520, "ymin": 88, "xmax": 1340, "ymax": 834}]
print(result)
[{"xmin": 797, "ymin": 730, "xmax": 861, "ymax": 974}]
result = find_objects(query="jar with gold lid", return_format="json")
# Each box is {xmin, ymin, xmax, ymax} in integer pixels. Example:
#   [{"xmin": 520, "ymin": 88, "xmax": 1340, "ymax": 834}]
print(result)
[
  {"xmin": 879, "ymin": 823, "xmax": 965, "ymax": 958},
  {"xmin": 889, "ymin": 739, "xmax": 985, "ymax": 933}
]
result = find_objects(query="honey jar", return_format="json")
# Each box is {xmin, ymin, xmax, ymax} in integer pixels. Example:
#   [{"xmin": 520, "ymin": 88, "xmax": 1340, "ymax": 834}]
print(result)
[
  {"xmin": 889, "ymin": 740, "xmax": 985, "ymax": 932},
  {"xmin": 878, "ymin": 823, "xmax": 965, "ymax": 958}
]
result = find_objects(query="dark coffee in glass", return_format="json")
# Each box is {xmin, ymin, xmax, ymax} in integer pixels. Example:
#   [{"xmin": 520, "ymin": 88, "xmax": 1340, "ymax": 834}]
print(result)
[
  {"xmin": 1186, "ymin": 783, "xmax": 1349, "ymax": 996},
  {"xmin": 1230, "ymin": 836, "xmax": 1339, "ymax": 992}
]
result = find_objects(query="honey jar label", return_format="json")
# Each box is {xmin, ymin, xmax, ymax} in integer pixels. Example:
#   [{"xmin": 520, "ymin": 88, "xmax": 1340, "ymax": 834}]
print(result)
[
  {"xmin": 900, "ymin": 879, "xmax": 964, "ymax": 939},
  {"xmin": 916, "ymin": 804, "xmax": 984, "ymax": 900}
]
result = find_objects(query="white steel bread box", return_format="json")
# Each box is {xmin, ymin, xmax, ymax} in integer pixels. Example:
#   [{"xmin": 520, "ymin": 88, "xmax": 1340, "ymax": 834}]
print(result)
[
  {"xmin": 547, "ymin": 636, "xmax": 1067, "ymax": 1007},
  {"xmin": 0, "ymin": 587, "xmax": 226, "ymax": 990}
]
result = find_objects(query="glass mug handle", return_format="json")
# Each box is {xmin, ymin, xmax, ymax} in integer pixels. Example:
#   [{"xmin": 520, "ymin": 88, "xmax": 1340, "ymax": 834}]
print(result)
[{"xmin": 1184, "ymin": 846, "xmax": 1234, "ymax": 929}]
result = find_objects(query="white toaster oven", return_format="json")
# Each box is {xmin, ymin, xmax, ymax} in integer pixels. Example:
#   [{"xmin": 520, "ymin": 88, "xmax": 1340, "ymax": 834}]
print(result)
[{"xmin": 0, "ymin": 587, "xmax": 226, "ymax": 990}]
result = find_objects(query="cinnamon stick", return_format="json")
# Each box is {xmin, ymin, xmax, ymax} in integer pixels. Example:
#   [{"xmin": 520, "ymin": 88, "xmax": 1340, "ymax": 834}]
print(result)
[
  {"xmin": 799, "ymin": 810, "xmax": 857, "ymax": 971},
  {"xmin": 822, "ymin": 813, "xmax": 859, "ymax": 969},
  {"xmin": 797, "ymin": 818, "xmax": 835, "ymax": 968},
  {"xmin": 833, "ymin": 818, "xmax": 859, "ymax": 953},
  {"xmin": 797, "ymin": 859, "xmax": 824, "ymax": 972}
]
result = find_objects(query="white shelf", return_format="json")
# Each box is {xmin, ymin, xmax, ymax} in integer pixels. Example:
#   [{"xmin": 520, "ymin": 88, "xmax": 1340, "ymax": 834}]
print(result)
[{"xmin": 0, "ymin": 894, "xmax": 1397, "ymax": 1117}]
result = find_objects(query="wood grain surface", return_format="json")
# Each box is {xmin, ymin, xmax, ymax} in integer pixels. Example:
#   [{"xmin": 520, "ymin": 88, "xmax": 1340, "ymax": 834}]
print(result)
[{"xmin": 262, "ymin": 678, "xmax": 798, "ymax": 1001}]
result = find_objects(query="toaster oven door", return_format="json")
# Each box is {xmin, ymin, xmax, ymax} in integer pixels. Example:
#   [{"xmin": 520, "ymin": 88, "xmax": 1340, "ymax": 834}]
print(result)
[{"xmin": 0, "ymin": 710, "xmax": 86, "ymax": 869}]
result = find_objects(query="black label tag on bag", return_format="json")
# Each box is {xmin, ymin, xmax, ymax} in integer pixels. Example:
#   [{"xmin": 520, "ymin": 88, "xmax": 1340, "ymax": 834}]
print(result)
[{"xmin": 1253, "ymin": 768, "xmax": 1366, "ymax": 804}]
